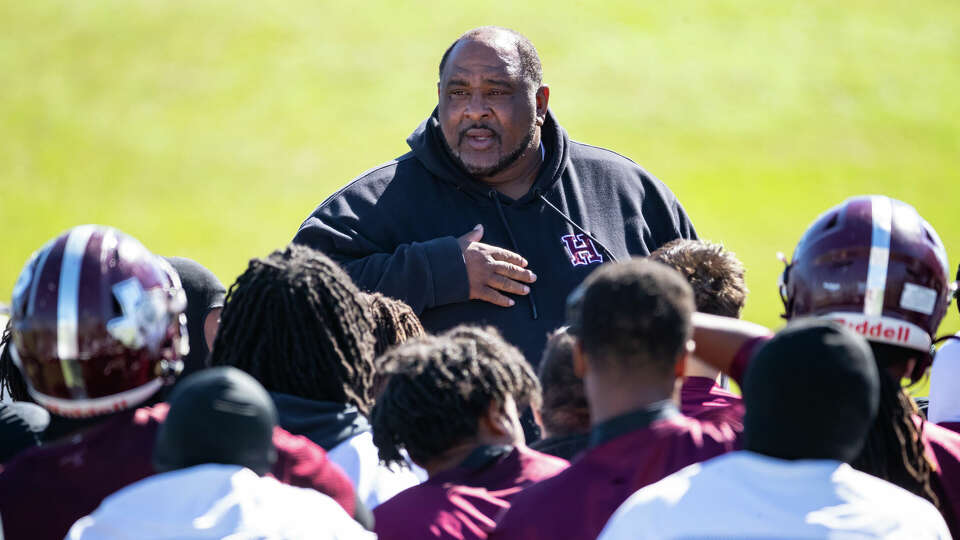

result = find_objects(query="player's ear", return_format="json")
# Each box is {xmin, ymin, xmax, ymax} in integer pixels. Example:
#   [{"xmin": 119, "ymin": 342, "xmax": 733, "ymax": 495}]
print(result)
[
  {"xmin": 573, "ymin": 338, "xmax": 587, "ymax": 378},
  {"xmin": 480, "ymin": 399, "xmax": 516, "ymax": 439},
  {"xmin": 675, "ymin": 340, "xmax": 694, "ymax": 379}
]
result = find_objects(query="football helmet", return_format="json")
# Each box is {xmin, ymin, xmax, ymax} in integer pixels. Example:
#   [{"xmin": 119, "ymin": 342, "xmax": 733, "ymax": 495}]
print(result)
[
  {"xmin": 779, "ymin": 196, "xmax": 954, "ymax": 378},
  {"xmin": 9, "ymin": 225, "xmax": 187, "ymax": 417}
]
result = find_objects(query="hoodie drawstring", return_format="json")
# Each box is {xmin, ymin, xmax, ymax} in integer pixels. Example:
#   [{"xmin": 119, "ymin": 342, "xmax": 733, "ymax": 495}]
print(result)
[
  {"xmin": 534, "ymin": 189, "xmax": 619, "ymax": 263},
  {"xmin": 489, "ymin": 190, "xmax": 539, "ymax": 320}
]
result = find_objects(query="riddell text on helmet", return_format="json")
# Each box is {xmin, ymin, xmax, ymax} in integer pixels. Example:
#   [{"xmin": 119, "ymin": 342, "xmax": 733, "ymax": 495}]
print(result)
[{"xmin": 822, "ymin": 312, "xmax": 930, "ymax": 352}]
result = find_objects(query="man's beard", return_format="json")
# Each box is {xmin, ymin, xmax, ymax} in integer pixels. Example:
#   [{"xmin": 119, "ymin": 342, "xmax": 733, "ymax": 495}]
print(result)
[{"xmin": 443, "ymin": 123, "xmax": 537, "ymax": 179}]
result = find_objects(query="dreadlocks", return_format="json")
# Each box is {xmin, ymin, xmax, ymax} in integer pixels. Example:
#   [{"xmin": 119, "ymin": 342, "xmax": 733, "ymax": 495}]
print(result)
[
  {"xmin": 210, "ymin": 244, "xmax": 376, "ymax": 415},
  {"xmin": 0, "ymin": 321, "xmax": 31, "ymax": 402},
  {"xmin": 371, "ymin": 325, "xmax": 540, "ymax": 468},
  {"xmin": 851, "ymin": 342, "xmax": 940, "ymax": 508},
  {"xmin": 363, "ymin": 292, "xmax": 425, "ymax": 357}
]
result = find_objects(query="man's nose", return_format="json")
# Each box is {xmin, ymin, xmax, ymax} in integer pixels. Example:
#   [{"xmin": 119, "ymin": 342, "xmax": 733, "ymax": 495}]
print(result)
[{"xmin": 463, "ymin": 93, "xmax": 490, "ymax": 120}]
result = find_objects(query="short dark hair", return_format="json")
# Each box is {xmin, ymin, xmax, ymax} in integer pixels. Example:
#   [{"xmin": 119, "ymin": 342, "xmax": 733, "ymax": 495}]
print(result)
[
  {"xmin": 649, "ymin": 239, "xmax": 748, "ymax": 318},
  {"xmin": 371, "ymin": 326, "xmax": 540, "ymax": 467},
  {"xmin": 210, "ymin": 244, "xmax": 377, "ymax": 415},
  {"xmin": 438, "ymin": 26, "xmax": 543, "ymax": 87},
  {"xmin": 537, "ymin": 328, "xmax": 589, "ymax": 437},
  {"xmin": 576, "ymin": 258, "xmax": 695, "ymax": 376}
]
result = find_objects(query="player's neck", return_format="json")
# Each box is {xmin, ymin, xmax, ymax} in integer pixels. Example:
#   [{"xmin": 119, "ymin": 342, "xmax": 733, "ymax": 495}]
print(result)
[{"xmin": 585, "ymin": 374, "xmax": 678, "ymax": 425}]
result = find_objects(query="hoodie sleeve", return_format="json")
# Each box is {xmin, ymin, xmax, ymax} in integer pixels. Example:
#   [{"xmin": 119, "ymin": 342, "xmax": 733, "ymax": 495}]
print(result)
[{"xmin": 294, "ymin": 205, "xmax": 470, "ymax": 315}]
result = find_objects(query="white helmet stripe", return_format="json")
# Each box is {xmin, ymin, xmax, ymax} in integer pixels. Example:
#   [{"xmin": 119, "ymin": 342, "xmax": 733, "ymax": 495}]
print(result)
[
  {"xmin": 864, "ymin": 196, "xmax": 892, "ymax": 317},
  {"xmin": 57, "ymin": 225, "xmax": 97, "ymax": 392}
]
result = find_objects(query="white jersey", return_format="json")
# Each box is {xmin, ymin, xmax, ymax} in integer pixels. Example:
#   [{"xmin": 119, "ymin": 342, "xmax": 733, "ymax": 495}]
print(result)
[
  {"xmin": 327, "ymin": 429, "xmax": 425, "ymax": 509},
  {"xmin": 599, "ymin": 451, "xmax": 949, "ymax": 540},
  {"xmin": 929, "ymin": 333, "xmax": 960, "ymax": 424},
  {"xmin": 66, "ymin": 464, "xmax": 375, "ymax": 540}
]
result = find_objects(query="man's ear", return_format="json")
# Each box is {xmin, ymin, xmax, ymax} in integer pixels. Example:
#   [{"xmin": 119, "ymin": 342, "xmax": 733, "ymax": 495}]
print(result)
[
  {"xmin": 675, "ymin": 339, "xmax": 694, "ymax": 379},
  {"xmin": 573, "ymin": 338, "xmax": 587, "ymax": 379},
  {"xmin": 480, "ymin": 400, "xmax": 514, "ymax": 438},
  {"xmin": 535, "ymin": 85, "xmax": 550, "ymax": 126}
]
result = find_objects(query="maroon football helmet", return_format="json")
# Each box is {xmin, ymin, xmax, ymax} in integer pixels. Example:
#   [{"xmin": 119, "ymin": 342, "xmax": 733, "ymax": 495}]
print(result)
[
  {"xmin": 9, "ymin": 225, "xmax": 187, "ymax": 418},
  {"xmin": 780, "ymin": 196, "xmax": 954, "ymax": 379}
]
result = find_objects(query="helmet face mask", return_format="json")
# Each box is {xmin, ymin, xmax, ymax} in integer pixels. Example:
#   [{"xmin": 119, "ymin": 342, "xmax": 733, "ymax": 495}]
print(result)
[
  {"xmin": 780, "ymin": 196, "xmax": 954, "ymax": 382},
  {"xmin": 9, "ymin": 225, "xmax": 187, "ymax": 418}
]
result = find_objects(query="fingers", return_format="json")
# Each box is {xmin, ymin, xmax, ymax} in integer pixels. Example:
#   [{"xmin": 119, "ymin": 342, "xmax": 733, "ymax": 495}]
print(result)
[
  {"xmin": 476, "ymin": 286, "xmax": 516, "ymax": 308},
  {"xmin": 488, "ymin": 273, "xmax": 531, "ymax": 296},
  {"xmin": 487, "ymin": 245, "xmax": 528, "ymax": 268},
  {"xmin": 490, "ymin": 261, "xmax": 537, "ymax": 284},
  {"xmin": 457, "ymin": 224, "xmax": 484, "ymax": 249}
]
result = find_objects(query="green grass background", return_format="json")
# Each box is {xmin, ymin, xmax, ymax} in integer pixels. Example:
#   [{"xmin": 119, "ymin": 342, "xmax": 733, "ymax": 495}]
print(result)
[{"xmin": 1, "ymin": 1, "xmax": 958, "ymax": 393}]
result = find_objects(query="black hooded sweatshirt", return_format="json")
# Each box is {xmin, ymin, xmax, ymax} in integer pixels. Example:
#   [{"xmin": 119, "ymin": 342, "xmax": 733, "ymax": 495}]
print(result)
[{"xmin": 294, "ymin": 109, "xmax": 696, "ymax": 365}]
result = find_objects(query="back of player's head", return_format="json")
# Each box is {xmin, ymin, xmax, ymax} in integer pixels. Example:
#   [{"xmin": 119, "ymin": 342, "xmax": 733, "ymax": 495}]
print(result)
[
  {"xmin": 154, "ymin": 366, "xmax": 277, "ymax": 475},
  {"xmin": 781, "ymin": 196, "xmax": 945, "ymax": 506},
  {"xmin": 210, "ymin": 244, "xmax": 377, "ymax": 415},
  {"xmin": 537, "ymin": 328, "xmax": 589, "ymax": 437},
  {"xmin": 780, "ymin": 195, "xmax": 953, "ymax": 380},
  {"xmin": 568, "ymin": 258, "xmax": 695, "ymax": 377},
  {"xmin": 7, "ymin": 225, "xmax": 188, "ymax": 419},
  {"xmin": 371, "ymin": 326, "xmax": 540, "ymax": 467},
  {"xmin": 743, "ymin": 320, "xmax": 879, "ymax": 463},
  {"xmin": 649, "ymin": 239, "xmax": 748, "ymax": 318},
  {"xmin": 363, "ymin": 292, "xmax": 425, "ymax": 357},
  {"xmin": 164, "ymin": 257, "xmax": 226, "ymax": 381}
]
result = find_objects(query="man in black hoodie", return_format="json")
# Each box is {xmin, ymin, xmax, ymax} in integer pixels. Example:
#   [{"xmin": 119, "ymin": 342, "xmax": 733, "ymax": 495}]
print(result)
[{"xmin": 295, "ymin": 26, "xmax": 697, "ymax": 366}]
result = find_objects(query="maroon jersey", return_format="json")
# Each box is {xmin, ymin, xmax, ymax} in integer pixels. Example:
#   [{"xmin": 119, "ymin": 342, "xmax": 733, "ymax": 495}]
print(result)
[
  {"xmin": 489, "ymin": 401, "xmax": 739, "ymax": 540},
  {"xmin": 0, "ymin": 403, "xmax": 356, "ymax": 540},
  {"xmin": 680, "ymin": 376, "xmax": 744, "ymax": 430},
  {"xmin": 374, "ymin": 445, "xmax": 567, "ymax": 540},
  {"xmin": 925, "ymin": 421, "xmax": 960, "ymax": 535}
]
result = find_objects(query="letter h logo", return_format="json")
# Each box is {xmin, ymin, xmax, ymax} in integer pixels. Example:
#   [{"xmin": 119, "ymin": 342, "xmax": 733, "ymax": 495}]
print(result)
[{"xmin": 561, "ymin": 234, "xmax": 603, "ymax": 267}]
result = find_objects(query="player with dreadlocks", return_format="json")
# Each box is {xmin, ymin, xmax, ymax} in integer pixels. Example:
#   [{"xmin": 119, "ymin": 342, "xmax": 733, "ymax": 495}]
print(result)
[
  {"xmin": 362, "ymin": 292, "xmax": 426, "ymax": 397},
  {"xmin": 370, "ymin": 326, "xmax": 568, "ymax": 540},
  {"xmin": 363, "ymin": 292, "xmax": 425, "ymax": 357},
  {"xmin": 210, "ymin": 243, "xmax": 422, "ymax": 509},
  {"xmin": 692, "ymin": 196, "xmax": 960, "ymax": 535}
]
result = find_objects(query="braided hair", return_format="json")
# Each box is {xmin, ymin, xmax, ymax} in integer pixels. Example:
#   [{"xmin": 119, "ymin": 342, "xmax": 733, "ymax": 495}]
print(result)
[
  {"xmin": 851, "ymin": 342, "xmax": 939, "ymax": 508},
  {"xmin": 0, "ymin": 321, "xmax": 32, "ymax": 402},
  {"xmin": 364, "ymin": 292, "xmax": 425, "ymax": 357},
  {"xmin": 210, "ymin": 244, "xmax": 376, "ymax": 415},
  {"xmin": 371, "ymin": 325, "xmax": 540, "ymax": 468}
]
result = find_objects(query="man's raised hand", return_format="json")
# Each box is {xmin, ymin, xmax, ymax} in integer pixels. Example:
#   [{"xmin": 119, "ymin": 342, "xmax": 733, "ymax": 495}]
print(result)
[{"xmin": 457, "ymin": 224, "xmax": 537, "ymax": 308}]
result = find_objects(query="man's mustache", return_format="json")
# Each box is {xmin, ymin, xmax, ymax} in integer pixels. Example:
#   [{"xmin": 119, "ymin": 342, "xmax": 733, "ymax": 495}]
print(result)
[{"xmin": 458, "ymin": 125, "xmax": 501, "ymax": 146}]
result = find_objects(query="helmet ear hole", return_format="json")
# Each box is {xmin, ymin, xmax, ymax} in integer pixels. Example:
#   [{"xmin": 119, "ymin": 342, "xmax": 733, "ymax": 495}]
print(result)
[{"xmin": 823, "ymin": 212, "xmax": 840, "ymax": 231}]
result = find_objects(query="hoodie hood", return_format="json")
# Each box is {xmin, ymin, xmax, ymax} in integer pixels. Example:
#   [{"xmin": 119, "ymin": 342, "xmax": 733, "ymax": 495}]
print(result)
[
  {"xmin": 406, "ymin": 107, "xmax": 569, "ymax": 204},
  {"xmin": 270, "ymin": 393, "xmax": 370, "ymax": 451}
]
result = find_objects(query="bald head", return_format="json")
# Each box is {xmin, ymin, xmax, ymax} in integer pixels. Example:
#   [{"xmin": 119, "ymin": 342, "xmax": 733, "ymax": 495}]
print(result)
[{"xmin": 439, "ymin": 26, "xmax": 543, "ymax": 88}]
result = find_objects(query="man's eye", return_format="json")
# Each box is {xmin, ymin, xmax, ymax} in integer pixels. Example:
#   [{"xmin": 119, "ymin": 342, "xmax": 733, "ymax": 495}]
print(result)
[
  {"xmin": 488, "ymin": 89, "xmax": 507, "ymax": 96},
  {"xmin": 449, "ymin": 90, "xmax": 468, "ymax": 96}
]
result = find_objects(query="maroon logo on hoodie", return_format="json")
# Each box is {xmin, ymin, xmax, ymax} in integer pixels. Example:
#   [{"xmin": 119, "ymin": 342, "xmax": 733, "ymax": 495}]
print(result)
[{"xmin": 561, "ymin": 234, "xmax": 603, "ymax": 266}]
